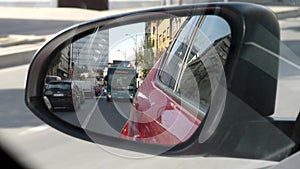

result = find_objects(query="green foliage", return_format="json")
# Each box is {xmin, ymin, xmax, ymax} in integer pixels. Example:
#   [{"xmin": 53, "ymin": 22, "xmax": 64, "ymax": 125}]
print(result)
[{"xmin": 137, "ymin": 37, "xmax": 157, "ymax": 80}]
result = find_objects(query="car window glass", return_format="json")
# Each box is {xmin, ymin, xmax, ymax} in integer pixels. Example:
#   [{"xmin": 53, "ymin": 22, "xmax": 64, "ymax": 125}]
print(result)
[
  {"xmin": 159, "ymin": 16, "xmax": 200, "ymax": 89},
  {"xmin": 47, "ymin": 83, "xmax": 71, "ymax": 90},
  {"xmin": 176, "ymin": 15, "xmax": 231, "ymax": 112}
]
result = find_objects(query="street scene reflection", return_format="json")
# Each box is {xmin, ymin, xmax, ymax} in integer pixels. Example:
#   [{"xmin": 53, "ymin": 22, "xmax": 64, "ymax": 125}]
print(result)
[
  {"xmin": 43, "ymin": 16, "xmax": 187, "ymax": 136},
  {"xmin": 43, "ymin": 15, "xmax": 232, "ymax": 145}
]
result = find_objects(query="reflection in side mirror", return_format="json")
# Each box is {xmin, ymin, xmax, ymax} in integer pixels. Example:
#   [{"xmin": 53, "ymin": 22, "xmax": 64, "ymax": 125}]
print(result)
[
  {"xmin": 27, "ymin": 3, "xmax": 297, "ymax": 160},
  {"xmin": 42, "ymin": 14, "xmax": 231, "ymax": 147}
]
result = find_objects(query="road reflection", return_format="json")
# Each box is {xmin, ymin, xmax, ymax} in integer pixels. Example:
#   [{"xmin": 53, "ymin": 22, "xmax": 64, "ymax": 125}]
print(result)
[{"xmin": 53, "ymin": 95, "xmax": 132, "ymax": 136}]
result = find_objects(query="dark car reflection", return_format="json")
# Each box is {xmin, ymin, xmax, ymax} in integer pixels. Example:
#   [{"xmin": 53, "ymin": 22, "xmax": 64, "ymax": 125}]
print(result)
[{"xmin": 44, "ymin": 80, "xmax": 81, "ymax": 112}]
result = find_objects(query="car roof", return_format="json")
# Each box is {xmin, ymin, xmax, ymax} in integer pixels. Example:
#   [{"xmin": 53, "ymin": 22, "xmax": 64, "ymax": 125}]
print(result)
[{"xmin": 48, "ymin": 80, "xmax": 72, "ymax": 84}]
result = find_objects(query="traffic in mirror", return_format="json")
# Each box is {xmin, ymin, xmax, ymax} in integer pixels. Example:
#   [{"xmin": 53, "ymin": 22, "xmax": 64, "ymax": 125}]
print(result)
[
  {"xmin": 41, "ymin": 14, "xmax": 232, "ymax": 146},
  {"xmin": 26, "ymin": 3, "xmax": 299, "ymax": 160}
]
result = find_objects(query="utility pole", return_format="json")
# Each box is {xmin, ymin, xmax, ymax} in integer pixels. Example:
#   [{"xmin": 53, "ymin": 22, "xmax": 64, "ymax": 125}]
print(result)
[{"xmin": 178, "ymin": 0, "xmax": 182, "ymax": 5}]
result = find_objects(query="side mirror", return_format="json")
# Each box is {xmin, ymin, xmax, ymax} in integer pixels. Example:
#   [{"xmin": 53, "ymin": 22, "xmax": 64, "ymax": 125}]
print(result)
[{"xmin": 25, "ymin": 2, "xmax": 293, "ymax": 160}]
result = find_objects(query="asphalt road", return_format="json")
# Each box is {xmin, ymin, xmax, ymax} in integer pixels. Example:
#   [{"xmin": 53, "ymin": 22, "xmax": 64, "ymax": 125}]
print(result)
[
  {"xmin": 53, "ymin": 96, "xmax": 131, "ymax": 137},
  {"xmin": 0, "ymin": 19, "xmax": 80, "ymax": 36},
  {"xmin": 274, "ymin": 16, "xmax": 300, "ymax": 118},
  {"xmin": 0, "ymin": 16, "xmax": 300, "ymax": 169}
]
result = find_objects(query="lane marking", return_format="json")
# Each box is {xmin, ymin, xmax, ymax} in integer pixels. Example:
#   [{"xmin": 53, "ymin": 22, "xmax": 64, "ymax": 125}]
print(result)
[{"xmin": 82, "ymin": 95, "xmax": 102, "ymax": 128}]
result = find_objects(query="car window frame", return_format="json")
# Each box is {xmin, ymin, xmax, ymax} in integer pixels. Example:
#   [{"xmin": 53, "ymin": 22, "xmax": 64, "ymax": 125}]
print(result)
[
  {"xmin": 156, "ymin": 14, "xmax": 232, "ymax": 118},
  {"xmin": 158, "ymin": 16, "xmax": 201, "ymax": 88},
  {"xmin": 155, "ymin": 15, "xmax": 207, "ymax": 118},
  {"xmin": 174, "ymin": 15, "xmax": 231, "ymax": 114}
]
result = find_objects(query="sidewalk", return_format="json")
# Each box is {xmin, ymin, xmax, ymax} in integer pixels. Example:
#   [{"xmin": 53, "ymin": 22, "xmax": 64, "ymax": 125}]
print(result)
[
  {"xmin": 0, "ymin": 6, "xmax": 299, "ymax": 47},
  {"xmin": 270, "ymin": 6, "xmax": 300, "ymax": 19},
  {"xmin": 0, "ymin": 5, "xmax": 299, "ymax": 68},
  {"xmin": 0, "ymin": 7, "xmax": 125, "ymax": 69}
]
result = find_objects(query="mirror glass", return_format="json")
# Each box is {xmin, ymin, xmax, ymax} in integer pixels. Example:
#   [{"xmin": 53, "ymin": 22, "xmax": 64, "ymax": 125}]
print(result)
[{"xmin": 43, "ymin": 14, "xmax": 231, "ymax": 147}]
